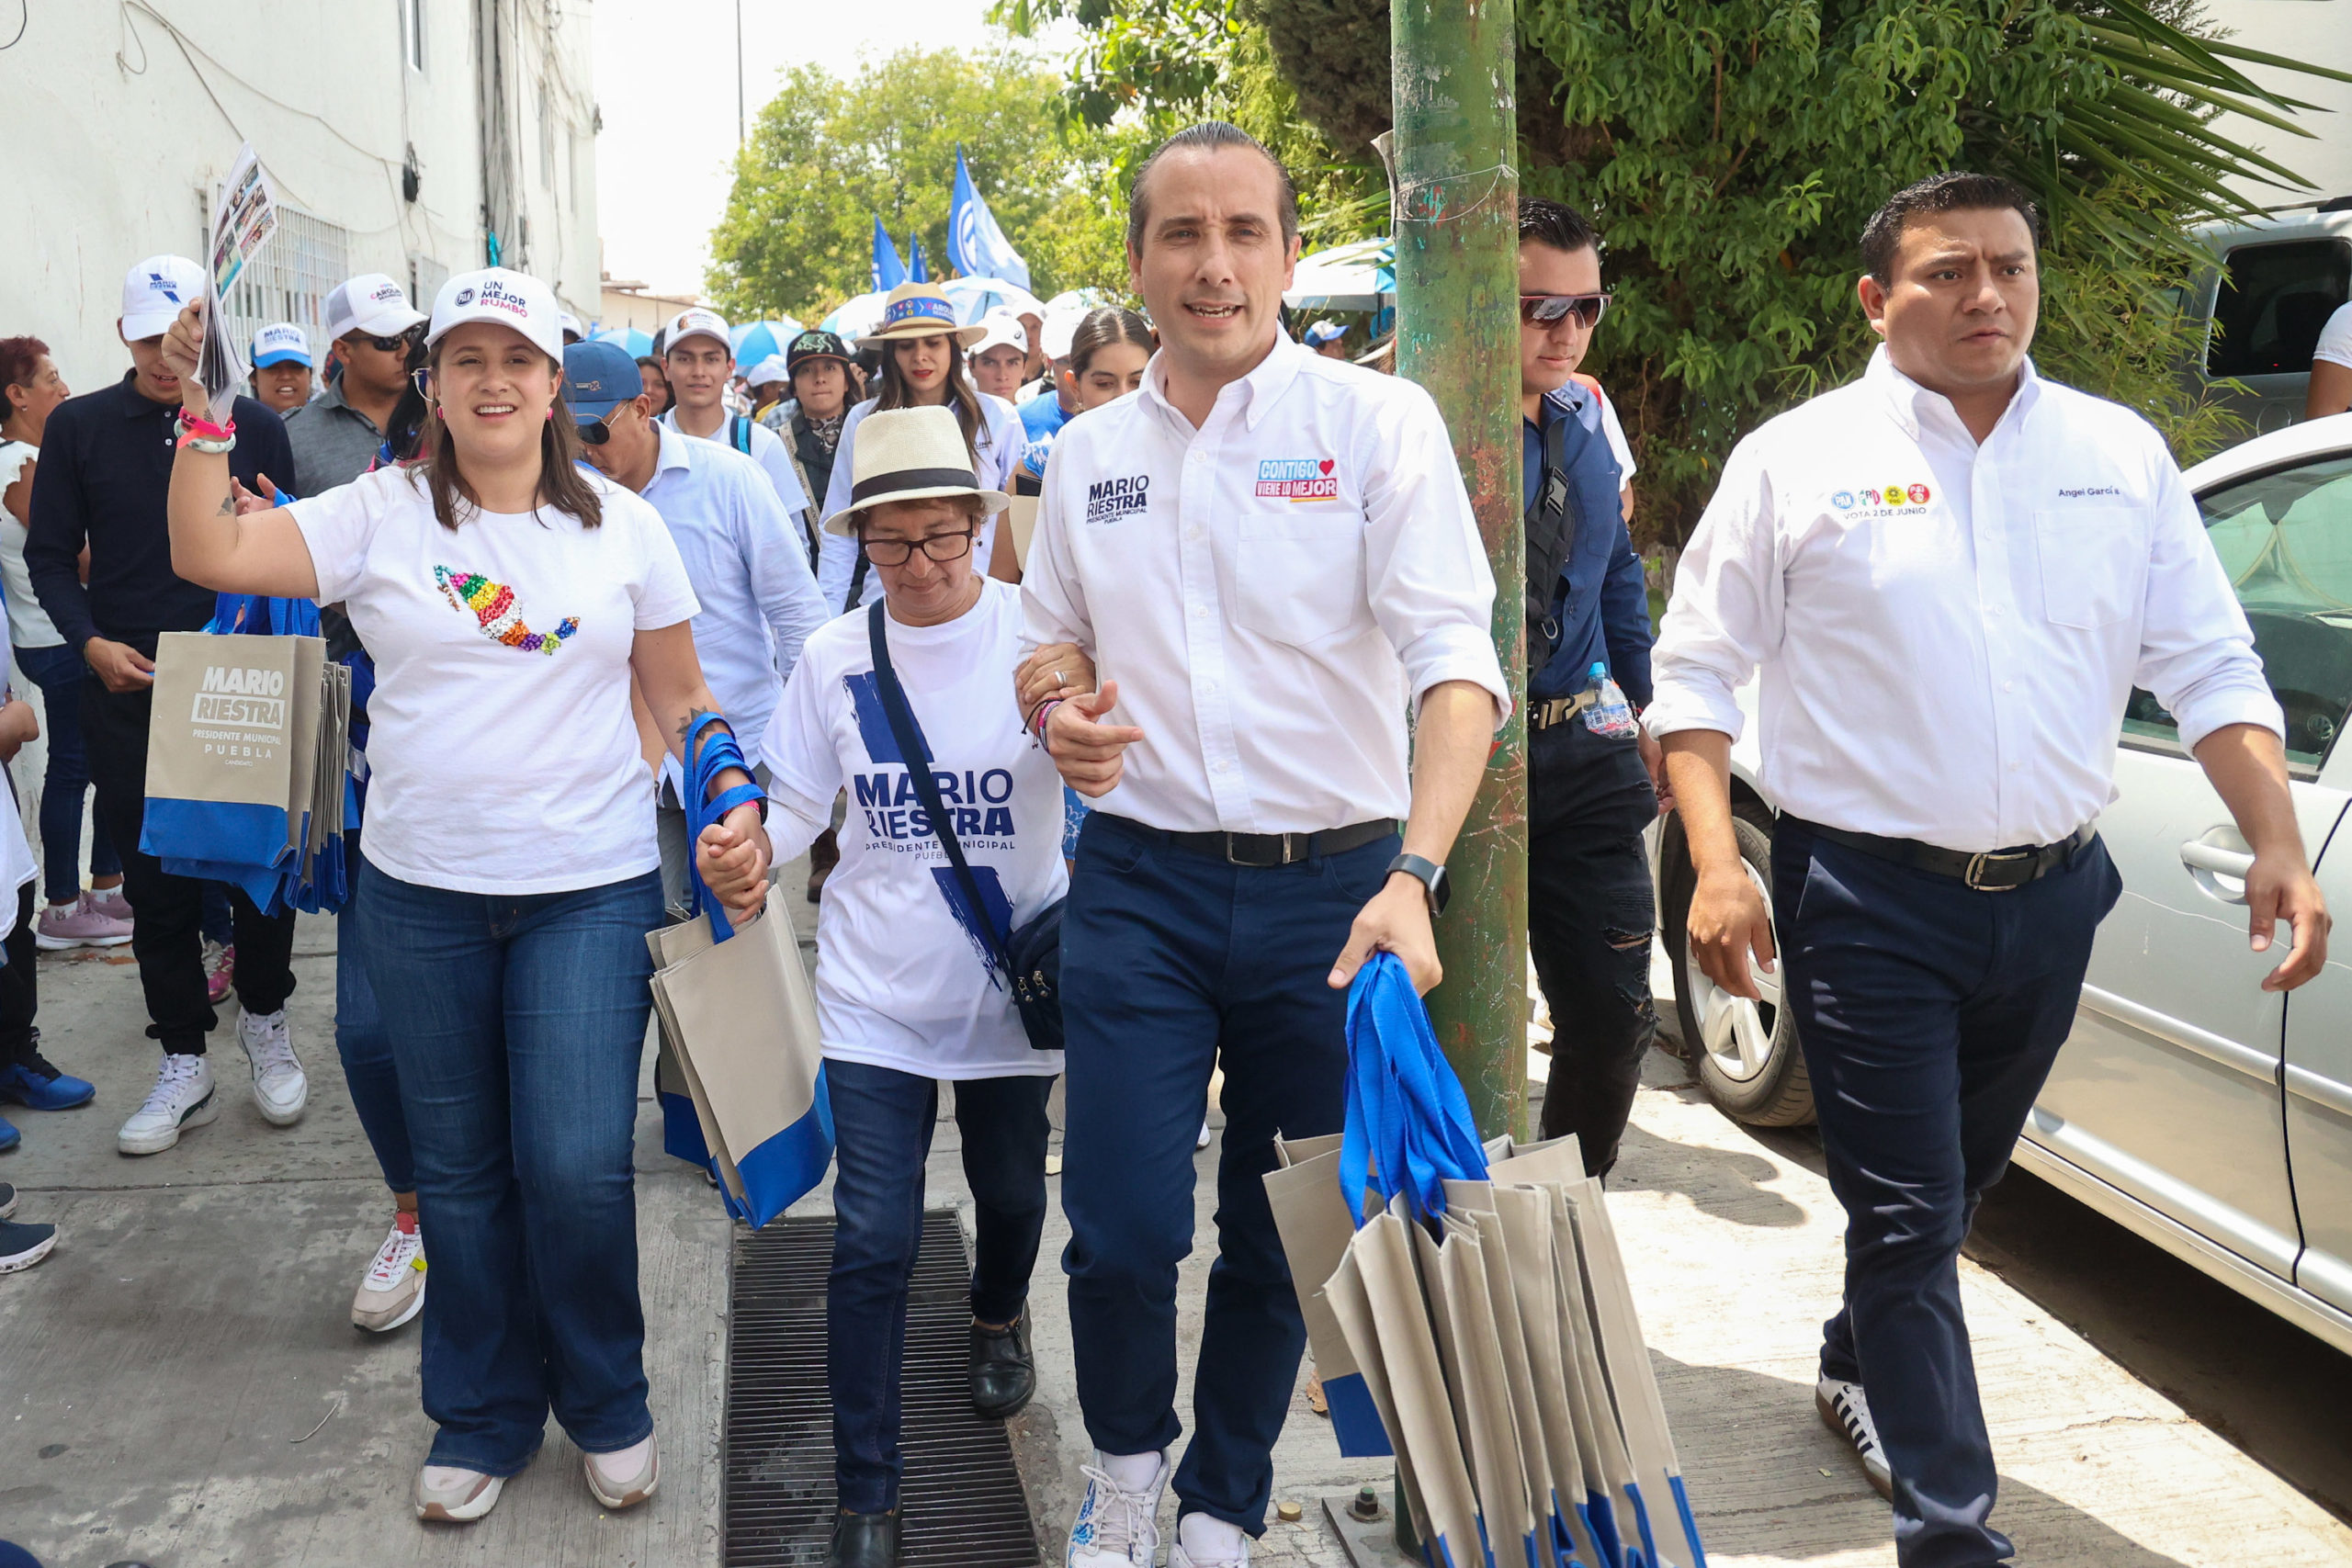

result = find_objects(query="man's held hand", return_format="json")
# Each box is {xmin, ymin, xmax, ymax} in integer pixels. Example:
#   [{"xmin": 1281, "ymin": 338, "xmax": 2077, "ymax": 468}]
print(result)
[
  {"xmin": 694, "ymin": 803, "xmax": 774, "ymax": 923},
  {"xmin": 1045, "ymin": 679, "xmax": 1143, "ymax": 797},
  {"xmin": 1329, "ymin": 873, "xmax": 1442, "ymax": 994},
  {"xmin": 85, "ymin": 637, "xmax": 155, "ymax": 693}
]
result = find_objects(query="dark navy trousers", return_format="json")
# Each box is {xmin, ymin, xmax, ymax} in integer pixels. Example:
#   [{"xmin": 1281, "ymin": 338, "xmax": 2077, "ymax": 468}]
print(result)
[
  {"xmin": 1059, "ymin": 810, "xmax": 1400, "ymax": 1535},
  {"xmin": 1773, "ymin": 819, "xmax": 2121, "ymax": 1568}
]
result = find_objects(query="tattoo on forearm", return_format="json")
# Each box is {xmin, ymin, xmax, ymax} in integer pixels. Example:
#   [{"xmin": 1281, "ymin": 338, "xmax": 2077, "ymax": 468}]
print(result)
[
  {"xmin": 677, "ymin": 705, "xmax": 718, "ymax": 744},
  {"xmin": 216, "ymin": 492, "xmax": 235, "ymax": 516}
]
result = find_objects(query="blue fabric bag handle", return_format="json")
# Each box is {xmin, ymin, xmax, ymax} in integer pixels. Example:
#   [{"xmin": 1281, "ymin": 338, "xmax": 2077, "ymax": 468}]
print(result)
[
  {"xmin": 1339, "ymin": 952, "xmax": 1488, "ymax": 1225},
  {"xmin": 679, "ymin": 711, "xmax": 763, "ymax": 941}
]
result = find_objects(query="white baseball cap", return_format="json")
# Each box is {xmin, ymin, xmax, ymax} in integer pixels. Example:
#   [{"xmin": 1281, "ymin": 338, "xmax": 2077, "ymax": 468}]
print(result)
[
  {"xmin": 663, "ymin": 307, "xmax": 731, "ymax": 355},
  {"xmin": 558, "ymin": 310, "xmax": 585, "ymax": 342},
  {"xmin": 1040, "ymin": 310, "xmax": 1084, "ymax": 363},
  {"xmin": 971, "ymin": 311, "xmax": 1027, "ymax": 358},
  {"xmin": 120, "ymin": 255, "xmax": 204, "ymax": 341},
  {"xmin": 747, "ymin": 354, "xmax": 792, "ymax": 389},
  {"xmin": 425, "ymin": 267, "xmax": 564, "ymax": 359},
  {"xmin": 323, "ymin": 273, "xmax": 427, "ymax": 343},
  {"xmin": 251, "ymin": 323, "xmax": 313, "ymax": 368}
]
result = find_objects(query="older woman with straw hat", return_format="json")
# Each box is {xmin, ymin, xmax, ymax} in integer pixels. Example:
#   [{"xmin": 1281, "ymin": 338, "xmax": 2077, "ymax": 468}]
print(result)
[
  {"xmin": 814, "ymin": 281, "xmax": 1024, "ymax": 614},
  {"xmin": 763, "ymin": 402, "xmax": 1066, "ymax": 1568}
]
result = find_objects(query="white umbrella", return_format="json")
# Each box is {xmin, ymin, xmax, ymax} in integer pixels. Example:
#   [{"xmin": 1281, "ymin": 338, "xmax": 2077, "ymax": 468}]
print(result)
[
  {"xmin": 821, "ymin": 290, "xmax": 890, "ymax": 344},
  {"xmin": 1284, "ymin": 237, "xmax": 1395, "ymax": 311},
  {"xmin": 940, "ymin": 276, "xmax": 1046, "ymax": 326},
  {"xmin": 1044, "ymin": 288, "xmax": 1117, "ymax": 316}
]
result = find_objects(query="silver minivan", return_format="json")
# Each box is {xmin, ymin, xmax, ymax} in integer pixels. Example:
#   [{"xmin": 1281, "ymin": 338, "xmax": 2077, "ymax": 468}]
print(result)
[
  {"xmin": 2186, "ymin": 203, "xmax": 2352, "ymax": 433},
  {"xmin": 1647, "ymin": 413, "xmax": 2352, "ymax": 1359}
]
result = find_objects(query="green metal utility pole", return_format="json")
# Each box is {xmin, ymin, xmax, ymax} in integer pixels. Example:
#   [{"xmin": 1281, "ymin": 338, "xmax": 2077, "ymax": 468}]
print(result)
[{"xmin": 1392, "ymin": 0, "xmax": 1526, "ymax": 1142}]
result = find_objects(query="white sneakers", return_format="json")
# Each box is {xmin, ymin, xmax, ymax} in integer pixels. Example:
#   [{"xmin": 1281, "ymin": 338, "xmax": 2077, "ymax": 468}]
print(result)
[
  {"xmin": 118, "ymin": 1054, "xmax": 219, "ymax": 1155},
  {"xmin": 354, "ymin": 1212, "xmax": 427, "ymax": 1332},
  {"xmin": 116, "ymin": 1011, "xmax": 307, "ymax": 1156},
  {"xmin": 418, "ymin": 1432, "xmax": 660, "ymax": 1526},
  {"xmin": 416, "ymin": 1464, "xmax": 504, "ymax": 1523},
  {"xmin": 584, "ymin": 1433, "xmax": 661, "ymax": 1510},
  {"xmin": 1815, "ymin": 1375, "xmax": 1894, "ymax": 1499},
  {"xmin": 238, "ymin": 1008, "xmax": 309, "ymax": 1124},
  {"xmin": 1068, "ymin": 1450, "xmax": 1170, "ymax": 1568},
  {"xmin": 1170, "ymin": 1512, "xmax": 1250, "ymax": 1568}
]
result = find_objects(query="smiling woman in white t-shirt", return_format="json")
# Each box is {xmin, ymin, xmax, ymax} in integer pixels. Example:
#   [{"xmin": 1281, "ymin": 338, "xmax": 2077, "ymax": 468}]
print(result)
[
  {"xmin": 761, "ymin": 405, "xmax": 1064, "ymax": 1568},
  {"xmin": 155, "ymin": 268, "xmax": 773, "ymax": 1528}
]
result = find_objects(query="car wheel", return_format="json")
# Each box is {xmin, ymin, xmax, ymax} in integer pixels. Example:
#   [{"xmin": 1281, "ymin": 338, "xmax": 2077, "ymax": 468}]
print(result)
[{"xmin": 1666, "ymin": 807, "xmax": 1815, "ymax": 1127}]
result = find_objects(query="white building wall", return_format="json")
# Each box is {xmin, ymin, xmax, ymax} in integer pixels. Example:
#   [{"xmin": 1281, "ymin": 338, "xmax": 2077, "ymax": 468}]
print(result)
[
  {"xmin": 0, "ymin": 0, "xmax": 596, "ymax": 391},
  {"xmin": 2206, "ymin": 0, "xmax": 2352, "ymax": 209}
]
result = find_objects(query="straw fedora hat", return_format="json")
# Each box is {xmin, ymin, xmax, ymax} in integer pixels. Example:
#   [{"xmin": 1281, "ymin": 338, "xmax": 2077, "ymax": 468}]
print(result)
[
  {"xmin": 821, "ymin": 406, "xmax": 1012, "ymax": 536},
  {"xmin": 860, "ymin": 281, "xmax": 987, "ymax": 348}
]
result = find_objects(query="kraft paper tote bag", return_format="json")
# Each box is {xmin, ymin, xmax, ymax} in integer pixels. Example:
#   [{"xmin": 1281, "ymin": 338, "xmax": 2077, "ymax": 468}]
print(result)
[
  {"xmin": 648, "ymin": 716, "xmax": 832, "ymax": 1228},
  {"xmin": 1267, "ymin": 1132, "xmax": 1393, "ymax": 1457},
  {"xmin": 141, "ymin": 629, "xmax": 314, "ymax": 889}
]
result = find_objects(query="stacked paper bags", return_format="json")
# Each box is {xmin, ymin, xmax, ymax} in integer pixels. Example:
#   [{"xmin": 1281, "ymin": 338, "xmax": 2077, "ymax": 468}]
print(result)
[
  {"xmin": 1269, "ymin": 954, "xmax": 1705, "ymax": 1568},
  {"xmin": 140, "ymin": 618, "xmax": 353, "ymax": 916},
  {"xmin": 646, "ymin": 715, "xmax": 833, "ymax": 1227}
]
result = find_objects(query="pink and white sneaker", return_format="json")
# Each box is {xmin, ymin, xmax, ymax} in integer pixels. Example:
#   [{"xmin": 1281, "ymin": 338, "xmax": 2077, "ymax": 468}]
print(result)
[
  {"xmin": 34, "ymin": 894, "xmax": 133, "ymax": 952},
  {"xmin": 88, "ymin": 886, "xmax": 134, "ymax": 924}
]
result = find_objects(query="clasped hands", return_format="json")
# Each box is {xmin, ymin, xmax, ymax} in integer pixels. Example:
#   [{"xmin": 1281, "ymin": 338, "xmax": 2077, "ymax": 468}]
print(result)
[{"xmin": 1015, "ymin": 643, "xmax": 1140, "ymax": 798}]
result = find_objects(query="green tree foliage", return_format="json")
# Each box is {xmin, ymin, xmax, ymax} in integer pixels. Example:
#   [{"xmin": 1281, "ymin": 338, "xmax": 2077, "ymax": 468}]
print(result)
[
  {"xmin": 706, "ymin": 48, "xmax": 1112, "ymax": 320},
  {"xmin": 1057, "ymin": 0, "xmax": 2352, "ymax": 547},
  {"xmin": 990, "ymin": 0, "xmax": 1385, "ymax": 245}
]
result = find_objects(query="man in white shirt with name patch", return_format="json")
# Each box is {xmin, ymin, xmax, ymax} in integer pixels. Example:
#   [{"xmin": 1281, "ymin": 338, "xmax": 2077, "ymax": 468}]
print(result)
[
  {"xmin": 1022, "ymin": 121, "xmax": 1507, "ymax": 1568},
  {"xmin": 1649, "ymin": 170, "xmax": 2331, "ymax": 1568}
]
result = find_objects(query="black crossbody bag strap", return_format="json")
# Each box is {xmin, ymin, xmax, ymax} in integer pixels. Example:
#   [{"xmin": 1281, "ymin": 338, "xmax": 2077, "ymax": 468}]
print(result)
[{"xmin": 865, "ymin": 600, "xmax": 1012, "ymax": 979}]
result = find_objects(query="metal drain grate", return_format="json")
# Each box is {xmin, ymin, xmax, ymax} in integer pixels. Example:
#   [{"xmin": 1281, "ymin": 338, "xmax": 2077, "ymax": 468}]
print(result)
[{"xmin": 725, "ymin": 1209, "xmax": 1042, "ymax": 1568}]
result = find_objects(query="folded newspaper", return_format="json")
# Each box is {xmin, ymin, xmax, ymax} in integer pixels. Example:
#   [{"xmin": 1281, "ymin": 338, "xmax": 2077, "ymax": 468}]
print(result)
[{"xmin": 197, "ymin": 142, "xmax": 279, "ymax": 422}]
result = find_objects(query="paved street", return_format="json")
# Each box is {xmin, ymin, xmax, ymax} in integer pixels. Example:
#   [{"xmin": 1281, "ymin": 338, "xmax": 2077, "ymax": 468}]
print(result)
[{"xmin": 4, "ymin": 875, "xmax": 2351, "ymax": 1565}]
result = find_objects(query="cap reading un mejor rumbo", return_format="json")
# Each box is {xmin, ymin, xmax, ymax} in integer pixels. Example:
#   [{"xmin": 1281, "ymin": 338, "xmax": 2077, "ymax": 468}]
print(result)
[{"xmin": 426, "ymin": 269, "xmax": 564, "ymax": 360}]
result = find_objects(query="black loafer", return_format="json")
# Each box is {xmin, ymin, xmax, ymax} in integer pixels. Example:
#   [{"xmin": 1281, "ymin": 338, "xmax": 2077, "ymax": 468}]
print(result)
[
  {"xmin": 970, "ymin": 1314, "xmax": 1036, "ymax": 1419},
  {"xmin": 830, "ymin": 1508, "xmax": 901, "ymax": 1568}
]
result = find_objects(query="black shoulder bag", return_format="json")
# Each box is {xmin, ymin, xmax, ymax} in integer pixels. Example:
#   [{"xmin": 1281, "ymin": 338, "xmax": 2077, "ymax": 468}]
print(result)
[{"xmin": 865, "ymin": 600, "xmax": 1065, "ymax": 1052}]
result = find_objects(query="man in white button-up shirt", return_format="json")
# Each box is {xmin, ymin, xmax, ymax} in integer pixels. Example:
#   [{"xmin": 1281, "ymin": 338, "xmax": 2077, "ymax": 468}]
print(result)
[
  {"xmin": 1651, "ymin": 172, "xmax": 2330, "ymax": 1568},
  {"xmin": 1021, "ymin": 122, "xmax": 1507, "ymax": 1568}
]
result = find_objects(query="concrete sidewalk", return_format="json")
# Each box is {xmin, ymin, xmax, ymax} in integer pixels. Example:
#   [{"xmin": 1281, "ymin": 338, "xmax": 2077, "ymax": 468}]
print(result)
[{"xmin": 5, "ymin": 883, "xmax": 2350, "ymax": 1566}]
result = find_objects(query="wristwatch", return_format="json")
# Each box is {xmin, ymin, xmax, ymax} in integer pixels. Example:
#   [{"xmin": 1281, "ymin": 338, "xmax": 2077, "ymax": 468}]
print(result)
[{"xmin": 1385, "ymin": 853, "xmax": 1452, "ymax": 917}]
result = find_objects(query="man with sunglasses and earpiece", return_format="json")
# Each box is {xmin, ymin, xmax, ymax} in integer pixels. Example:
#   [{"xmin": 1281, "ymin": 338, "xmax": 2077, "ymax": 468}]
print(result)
[
  {"xmin": 1515, "ymin": 197, "xmax": 1666, "ymax": 1178},
  {"xmin": 282, "ymin": 274, "xmax": 428, "ymax": 499}
]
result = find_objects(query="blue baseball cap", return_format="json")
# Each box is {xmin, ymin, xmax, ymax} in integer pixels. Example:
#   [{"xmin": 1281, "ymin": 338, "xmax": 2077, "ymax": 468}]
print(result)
[
  {"xmin": 1304, "ymin": 320, "xmax": 1348, "ymax": 347},
  {"xmin": 562, "ymin": 340, "xmax": 645, "ymax": 423},
  {"xmin": 252, "ymin": 322, "xmax": 313, "ymax": 368}
]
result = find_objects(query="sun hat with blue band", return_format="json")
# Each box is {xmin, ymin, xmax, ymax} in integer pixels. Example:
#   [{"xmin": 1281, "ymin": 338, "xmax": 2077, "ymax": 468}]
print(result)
[{"xmin": 860, "ymin": 281, "xmax": 986, "ymax": 349}]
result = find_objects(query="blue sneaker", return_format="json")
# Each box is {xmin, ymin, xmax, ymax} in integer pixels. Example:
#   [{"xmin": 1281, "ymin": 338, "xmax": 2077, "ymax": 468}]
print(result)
[
  {"xmin": 0, "ymin": 1049, "xmax": 96, "ymax": 1111},
  {"xmin": 0, "ymin": 1117, "xmax": 17, "ymax": 1154}
]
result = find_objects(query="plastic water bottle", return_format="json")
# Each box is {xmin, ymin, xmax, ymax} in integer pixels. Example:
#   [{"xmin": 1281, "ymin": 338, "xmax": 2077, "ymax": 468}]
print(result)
[{"xmin": 1583, "ymin": 660, "xmax": 1639, "ymax": 739}]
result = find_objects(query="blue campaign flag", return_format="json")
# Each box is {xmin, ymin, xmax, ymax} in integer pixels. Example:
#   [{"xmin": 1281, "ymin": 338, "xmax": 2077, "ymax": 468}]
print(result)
[
  {"xmin": 949, "ymin": 145, "xmax": 1034, "ymax": 291},
  {"xmin": 871, "ymin": 217, "xmax": 909, "ymax": 293},
  {"xmin": 910, "ymin": 234, "xmax": 930, "ymax": 283}
]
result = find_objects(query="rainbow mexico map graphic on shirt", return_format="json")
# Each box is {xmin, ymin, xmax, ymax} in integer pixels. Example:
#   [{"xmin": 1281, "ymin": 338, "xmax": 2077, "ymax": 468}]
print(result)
[{"xmin": 434, "ymin": 567, "xmax": 582, "ymax": 654}]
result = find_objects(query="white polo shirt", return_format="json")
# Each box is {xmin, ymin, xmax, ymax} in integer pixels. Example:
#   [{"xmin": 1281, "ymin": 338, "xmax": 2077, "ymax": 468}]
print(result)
[
  {"xmin": 1021, "ymin": 335, "xmax": 1509, "ymax": 836},
  {"xmin": 1646, "ymin": 346, "xmax": 2281, "ymax": 853}
]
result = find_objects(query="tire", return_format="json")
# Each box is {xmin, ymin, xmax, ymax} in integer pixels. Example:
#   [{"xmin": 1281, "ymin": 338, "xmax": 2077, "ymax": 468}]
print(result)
[{"xmin": 1663, "ymin": 806, "xmax": 1815, "ymax": 1127}]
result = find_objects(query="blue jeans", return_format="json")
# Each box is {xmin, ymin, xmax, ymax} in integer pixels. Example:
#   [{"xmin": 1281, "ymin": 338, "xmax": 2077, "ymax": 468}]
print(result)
[
  {"xmin": 14, "ymin": 641, "xmax": 119, "ymax": 904},
  {"xmin": 1775, "ymin": 821, "xmax": 2121, "ymax": 1568},
  {"xmin": 1059, "ymin": 811, "xmax": 1397, "ymax": 1535},
  {"xmin": 827, "ymin": 1060, "xmax": 1054, "ymax": 1512},
  {"xmin": 354, "ymin": 860, "xmax": 663, "ymax": 1474},
  {"xmin": 336, "ymin": 830, "xmax": 412, "ymax": 1193}
]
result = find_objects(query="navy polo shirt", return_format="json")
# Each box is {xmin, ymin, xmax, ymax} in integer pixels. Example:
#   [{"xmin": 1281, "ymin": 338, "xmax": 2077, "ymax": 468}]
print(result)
[
  {"xmin": 1520, "ymin": 381, "xmax": 1654, "ymax": 706},
  {"xmin": 26, "ymin": 372, "xmax": 295, "ymax": 657}
]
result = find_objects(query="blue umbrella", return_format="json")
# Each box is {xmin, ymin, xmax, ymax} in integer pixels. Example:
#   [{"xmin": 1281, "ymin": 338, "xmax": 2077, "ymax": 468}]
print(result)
[
  {"xmin": 590, "ymin": 325, "xmax": 655, "ymax": 357},
  {"xmin": 730, "ymin": 318, "xmax": 805, "ymax": 376}
]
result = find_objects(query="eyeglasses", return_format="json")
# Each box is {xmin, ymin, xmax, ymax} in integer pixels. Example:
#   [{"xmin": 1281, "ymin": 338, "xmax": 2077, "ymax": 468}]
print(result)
[
  {"xmin": 859, "ymin": 529, "xmax": 975, "ymax": 567},
  {"xmin": 1519, "ymin": 292, "xmax": 1612, "ymax": 328}
]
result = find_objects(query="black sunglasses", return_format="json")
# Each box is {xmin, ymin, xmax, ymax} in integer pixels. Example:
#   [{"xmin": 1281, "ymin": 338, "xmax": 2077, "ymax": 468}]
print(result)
[
  {"xmin": 1519, "ymin": 292, "xmax": 1612, "ymax": 328},
  {"xmin": 575, "ymin": 408, "xmax": 621, "ymax": 446},
  {"xmin": 348, "ymin": 327, "xmax": 423, "ymax": 354}
]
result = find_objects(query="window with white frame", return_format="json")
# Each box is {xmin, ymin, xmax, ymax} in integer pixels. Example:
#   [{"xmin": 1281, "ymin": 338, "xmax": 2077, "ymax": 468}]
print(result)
[
  {"xmin": 410, "ymin": 254, "xmax": 452, "ymax": 314},
  {"xmin": 200, "ymin": 197, "xmax": 353, "ymax": 372}
]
